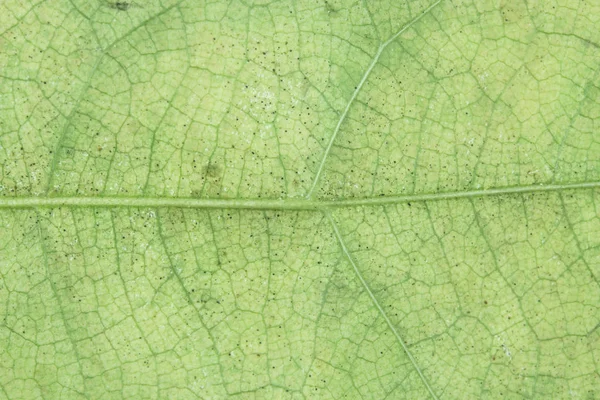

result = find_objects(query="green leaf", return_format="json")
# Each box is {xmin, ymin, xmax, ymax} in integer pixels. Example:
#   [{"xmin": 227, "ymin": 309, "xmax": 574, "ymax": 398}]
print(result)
[{"xmin": 1, "ymin": 0, "xmax": 599, "ymax": 398}]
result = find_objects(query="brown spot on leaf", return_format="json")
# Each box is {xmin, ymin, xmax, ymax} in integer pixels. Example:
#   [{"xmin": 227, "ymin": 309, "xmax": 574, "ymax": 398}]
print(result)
[{"xmin": 203, "ymin": 163, "xmax": 221, "ymax": 179}]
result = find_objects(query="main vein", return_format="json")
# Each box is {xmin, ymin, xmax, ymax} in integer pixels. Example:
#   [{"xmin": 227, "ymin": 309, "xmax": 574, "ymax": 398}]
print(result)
[
  {"xmin": 305, "ymin": 0, "xmax": 442, "ymax": 199},
  {"xmin": 326, "ymin": 212, "xmax": 439, "ymax": 399},
  {"xmin": 1, "ymin": 181, "xmax": 598, "ymax": 210}
]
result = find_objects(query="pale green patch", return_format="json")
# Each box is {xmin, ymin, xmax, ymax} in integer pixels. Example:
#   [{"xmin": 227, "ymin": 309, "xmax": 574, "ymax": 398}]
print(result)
[{"xmin": 1, "ymin": 0, "xmax": 599, "ymax": 399}]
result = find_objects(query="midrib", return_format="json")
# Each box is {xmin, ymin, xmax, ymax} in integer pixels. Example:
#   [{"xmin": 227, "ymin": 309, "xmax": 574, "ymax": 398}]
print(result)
[{"xmin": 1, "ymin": 181, "xmax": 598, "ymax": 210}]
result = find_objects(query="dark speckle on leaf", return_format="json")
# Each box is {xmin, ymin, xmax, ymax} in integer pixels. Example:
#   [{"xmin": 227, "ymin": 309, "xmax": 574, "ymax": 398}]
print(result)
[
  {"xmin": 107, "ymin": 1, "xmax": 131, "ymax": 11},
  {"xmin": 203, "ymin": 163, "xmax": 221, "ymax": 179}
]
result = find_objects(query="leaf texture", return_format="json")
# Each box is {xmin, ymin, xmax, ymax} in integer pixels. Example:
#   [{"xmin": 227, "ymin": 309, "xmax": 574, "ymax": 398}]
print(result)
[{"xmin": 1, "ymin": 0, "xmax": 599, "ymax": 398}]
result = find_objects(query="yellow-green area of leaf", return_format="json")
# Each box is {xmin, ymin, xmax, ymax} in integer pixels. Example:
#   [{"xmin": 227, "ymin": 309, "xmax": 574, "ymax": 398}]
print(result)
[{"xmin": 1, "ymin": 0, "xmax": 599, "ymax": 399}]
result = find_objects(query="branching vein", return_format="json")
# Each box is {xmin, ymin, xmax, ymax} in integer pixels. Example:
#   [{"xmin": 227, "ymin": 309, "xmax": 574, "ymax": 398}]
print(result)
[
  {"xmin": 326, "ymin": 212, "xmax": 439, "ymax": 400},
  {"xmin": 306, "ymin": 0, "xmax": 442, "ymax": 199}
]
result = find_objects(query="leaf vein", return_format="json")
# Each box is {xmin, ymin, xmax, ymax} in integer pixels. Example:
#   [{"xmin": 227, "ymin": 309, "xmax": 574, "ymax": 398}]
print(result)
[
  {"xmin": 326, "ymin": 212, "xmax": 439, "ymax": 399},
  {"xmin": 1, "ymin": 181, "xmax": 598, "ymax": 210},
  {"xmin": 306, "ymin": 0, "xmax": 442, "ymax": 199}
]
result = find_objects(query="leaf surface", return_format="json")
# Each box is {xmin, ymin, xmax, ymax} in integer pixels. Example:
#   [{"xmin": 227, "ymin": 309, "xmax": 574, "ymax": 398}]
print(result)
[{"xmin": 1, "ymin": 0, "xmax": 599, "ymax": 398}]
